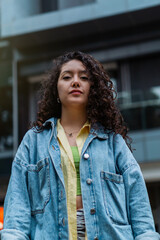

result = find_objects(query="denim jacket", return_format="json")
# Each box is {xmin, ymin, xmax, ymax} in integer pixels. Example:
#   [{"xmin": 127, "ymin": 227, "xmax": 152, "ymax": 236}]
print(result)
[{"xmin": 0, "ymin": 117, "xmax": 159, "ymax": 240}]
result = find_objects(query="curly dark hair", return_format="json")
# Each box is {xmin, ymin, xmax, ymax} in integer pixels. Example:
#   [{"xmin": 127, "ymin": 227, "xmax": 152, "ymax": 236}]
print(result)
[{"xmin": 34, "ymin": 51, "xmax": 132, "ymax": 149}]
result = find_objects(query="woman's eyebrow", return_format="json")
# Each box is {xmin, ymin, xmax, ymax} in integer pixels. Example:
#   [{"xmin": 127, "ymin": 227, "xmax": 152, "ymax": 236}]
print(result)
[
  {"xmin": 79, "ymin": 70, "xmax": 88, "ymax": 74},
  {"xmin": 60, "ymin": 70, "xmax": 88, "ymax": 76},
  {"xmin": 59, "ymin": 71, "xmax": 72, "ymax": 77}
]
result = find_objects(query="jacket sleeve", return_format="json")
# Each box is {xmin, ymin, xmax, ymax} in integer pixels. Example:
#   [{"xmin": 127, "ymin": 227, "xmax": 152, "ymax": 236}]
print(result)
[
  {"xmin": 0, "ymin": 133, "xmax": 31, "ymax": 240},
  {"xmin": 114, "ymin": 134, "xmax": 160, "ymax": 240}
]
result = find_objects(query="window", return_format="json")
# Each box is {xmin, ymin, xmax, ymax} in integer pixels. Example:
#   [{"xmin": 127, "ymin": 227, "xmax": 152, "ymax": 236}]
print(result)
[
  {"xmin": 104, "ymin": 56, "xmax": 160, "ymax": 132},
  {"xmin": 103, "ymin": 61, "xmax": 121, "ymax": 94},
  {"xmin": 41, "ymin": 0, "xmax": 58, "ymax": 13},
  {"xmin": 120, "ymin": 56, "xmax": 160, "ymax": 131},
  {"xmin": 40, "ymin": 0, "xmax": 95, "ymax": 13},
  {"xmin": 58, "ymin": 0, "xmax": 95, "ymax": 10},
  {"xmin": 0, "ymin": 61, "xmax": 13, "ymax": 154}
]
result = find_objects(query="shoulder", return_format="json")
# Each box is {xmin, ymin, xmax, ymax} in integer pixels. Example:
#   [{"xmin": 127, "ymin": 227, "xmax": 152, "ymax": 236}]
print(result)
[
  {"xmin": 20, "ymin": 128, "xmax": 42, "ymax": 145},
  {"xmin": 14, "ymin": 129, "xmax": 38, "ymax": 160},
  {"xmin": 16, "ymin": 126, "xmax": 51, "ymax": 153},
  {"xmin": 106, "ymin": 131, "xmax": 125, "ymax": 147},
  {"xmin": 112, "ymin": 133, "xmax": 125, "ymax": 146},
  {"xmin": 19, "ymin": 117, "xmax": 57, "ymax": 148}
]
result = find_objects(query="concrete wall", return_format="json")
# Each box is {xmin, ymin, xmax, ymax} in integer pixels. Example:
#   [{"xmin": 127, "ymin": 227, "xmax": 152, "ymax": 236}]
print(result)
[
  {"xmin": 1, "ymin": 0, "xmax": 160, "ymax": 37},
  {"xmin": 2, "ymin": 0, "xmax": 41, "ymax": 21}
]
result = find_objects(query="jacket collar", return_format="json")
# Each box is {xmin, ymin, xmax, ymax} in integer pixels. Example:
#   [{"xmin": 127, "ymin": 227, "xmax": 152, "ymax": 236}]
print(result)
[
  {"xmin": 43, "ymin": 117, "xmax": 57, "ymax": 127},
  {"xmin": 90, "ymin": 122, "xmax": 109, "ymax": 139},
  {"xmin": 43, "ymin": 117, "xmax": 109, "ymax": 139}
]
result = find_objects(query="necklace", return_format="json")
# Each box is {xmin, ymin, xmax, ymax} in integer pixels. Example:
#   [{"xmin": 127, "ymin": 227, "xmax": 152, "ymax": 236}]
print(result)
[{"xmin": 64, "ymin": 129, "xmax": 80, "ymax": 137}]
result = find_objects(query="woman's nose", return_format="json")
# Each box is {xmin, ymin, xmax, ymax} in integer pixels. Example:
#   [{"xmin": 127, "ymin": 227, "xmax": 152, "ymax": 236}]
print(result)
[{"xmin": 72, "ymin": 75, "xmax": 80, "ymax": 87}]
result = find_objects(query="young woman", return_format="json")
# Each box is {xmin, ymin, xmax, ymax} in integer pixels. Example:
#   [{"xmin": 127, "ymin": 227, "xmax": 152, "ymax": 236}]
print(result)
[{"xmin": 1, "ymin": 51, "xmax": 159, "ymax": 240}]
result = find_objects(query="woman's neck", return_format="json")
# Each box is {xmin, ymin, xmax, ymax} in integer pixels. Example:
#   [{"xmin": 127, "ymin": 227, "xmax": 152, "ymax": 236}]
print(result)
[{"xmin": 60, "ymin": 107, "xmax": 88, "ymax": 130}]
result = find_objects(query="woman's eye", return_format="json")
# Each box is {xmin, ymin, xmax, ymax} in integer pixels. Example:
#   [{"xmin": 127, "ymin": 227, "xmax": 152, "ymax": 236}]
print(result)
[
  {"xmin": 81, "ymin": 76, "xmax": 88, "ymax": 80},
  {"xmin": 63, "ymin": 76, "xmax": 71, "ymax": 80}
]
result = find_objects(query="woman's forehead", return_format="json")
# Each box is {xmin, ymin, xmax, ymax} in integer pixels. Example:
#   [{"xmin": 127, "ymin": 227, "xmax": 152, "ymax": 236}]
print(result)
[{"xmin": 60, "ymin": 59, "xmax": 86, "ymax": 72}]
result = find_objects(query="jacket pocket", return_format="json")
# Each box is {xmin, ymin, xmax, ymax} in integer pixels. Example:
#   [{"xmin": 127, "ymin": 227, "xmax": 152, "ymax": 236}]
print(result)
[
  {"xmin": 27, "ymin": 158, "xmax": 50, "ymax": 215},
  {"xmin": 100, "ymin": 171, "xmax": 129, "ymax": 225}
]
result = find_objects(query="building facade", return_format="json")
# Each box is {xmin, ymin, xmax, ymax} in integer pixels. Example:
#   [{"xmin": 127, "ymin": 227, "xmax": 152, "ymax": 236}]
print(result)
[{"xmin": 0, "ymin": 0, "xmax": 160, "ymax": 231}]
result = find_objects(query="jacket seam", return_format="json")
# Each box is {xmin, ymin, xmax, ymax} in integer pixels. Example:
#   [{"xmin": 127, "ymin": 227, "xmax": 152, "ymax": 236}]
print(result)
[
  {"xmin": 121, "ymin": 163, "xmax": 138, "ymax": 175},
  {"xmin": 14, "ymin": 157, "xmax": 28, "ymax": 168},
  {"xmin": 14, "ymin": 157, "xmax": 49, "ymax": 172}
]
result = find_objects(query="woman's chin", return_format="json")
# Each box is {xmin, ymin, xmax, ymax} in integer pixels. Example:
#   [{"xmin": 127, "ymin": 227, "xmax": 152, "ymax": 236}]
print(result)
[{"xmin": 62, "ymin": 101, "xmax": 87, "ymax": 109}]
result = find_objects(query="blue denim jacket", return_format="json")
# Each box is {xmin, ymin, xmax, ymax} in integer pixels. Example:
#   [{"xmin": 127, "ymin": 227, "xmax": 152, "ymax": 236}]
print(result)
[{"xmin": 0, "ymin": 118, "xmax": 159, "ymax": 240}]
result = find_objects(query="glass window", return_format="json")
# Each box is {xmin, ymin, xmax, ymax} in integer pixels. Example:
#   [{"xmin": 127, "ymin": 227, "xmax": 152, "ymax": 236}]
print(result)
[
  {"xmin": 33, "ymin": 0, "xmax": 96, "ymax": 15},
  {"xmin": 103, "ymin": 61, "xmax": 121, "ymax": 93},
  {"xmin": 147, "ymin": 182, "xmax": 160, "ymax": 233},
  {"xmin": 0, "ymin": 61, "xmax": 13, "ymax": 154},
  {"xmin": 41, "ymin": 0, "xmax": 58, "ymax": 13},
  {"xmin": 130, "ymin": 56, "xmax": 160, "ymax": 102},
  {"xmin": 18, "ymin": 75, "xmax": 42, "ymax": 141},
  {"xmin": 118, "ymin": 55, "xmax": 160, "ymax": 131},
  {"xmin": 58, "ymin": 0, "xmax": 95, "ymax": 10}
]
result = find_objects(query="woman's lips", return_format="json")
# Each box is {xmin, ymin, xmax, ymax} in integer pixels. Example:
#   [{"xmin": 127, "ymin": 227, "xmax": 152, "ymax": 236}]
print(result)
[{"xmin": 70, "ymin": 90, "xmax": 82, "ymax": 94}]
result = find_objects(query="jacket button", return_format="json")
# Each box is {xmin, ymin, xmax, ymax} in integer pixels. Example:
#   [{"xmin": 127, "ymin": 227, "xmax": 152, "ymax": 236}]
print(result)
[
  {"xmin": 86, "ymin": 178, "xmax": 92, "ymax": 185},
  {"xmin": 84, "ymin": 153, "xmax": 89, "ymax": 159},
  {"xmin": 90, "ymin": 208, "xmax": 96, "ymax": 215}
]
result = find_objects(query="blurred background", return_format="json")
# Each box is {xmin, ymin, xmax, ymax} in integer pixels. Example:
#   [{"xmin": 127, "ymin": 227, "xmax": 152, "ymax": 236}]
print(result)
[{"xmin": 0, "ymin": 0, "xmax": 160, "ymax": 231}]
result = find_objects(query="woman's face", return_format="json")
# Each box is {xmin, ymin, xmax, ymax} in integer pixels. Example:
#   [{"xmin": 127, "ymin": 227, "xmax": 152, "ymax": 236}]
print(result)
[{"xmin": 57, "ymin": 59, "xmax": 91, "ymax": 109}]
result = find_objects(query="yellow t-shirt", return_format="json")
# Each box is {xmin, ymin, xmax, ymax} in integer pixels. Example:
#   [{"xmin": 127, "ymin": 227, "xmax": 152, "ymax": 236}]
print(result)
[{"xmin": 57, "ymin": 119, "xmax": 90, "ymax": 240}]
